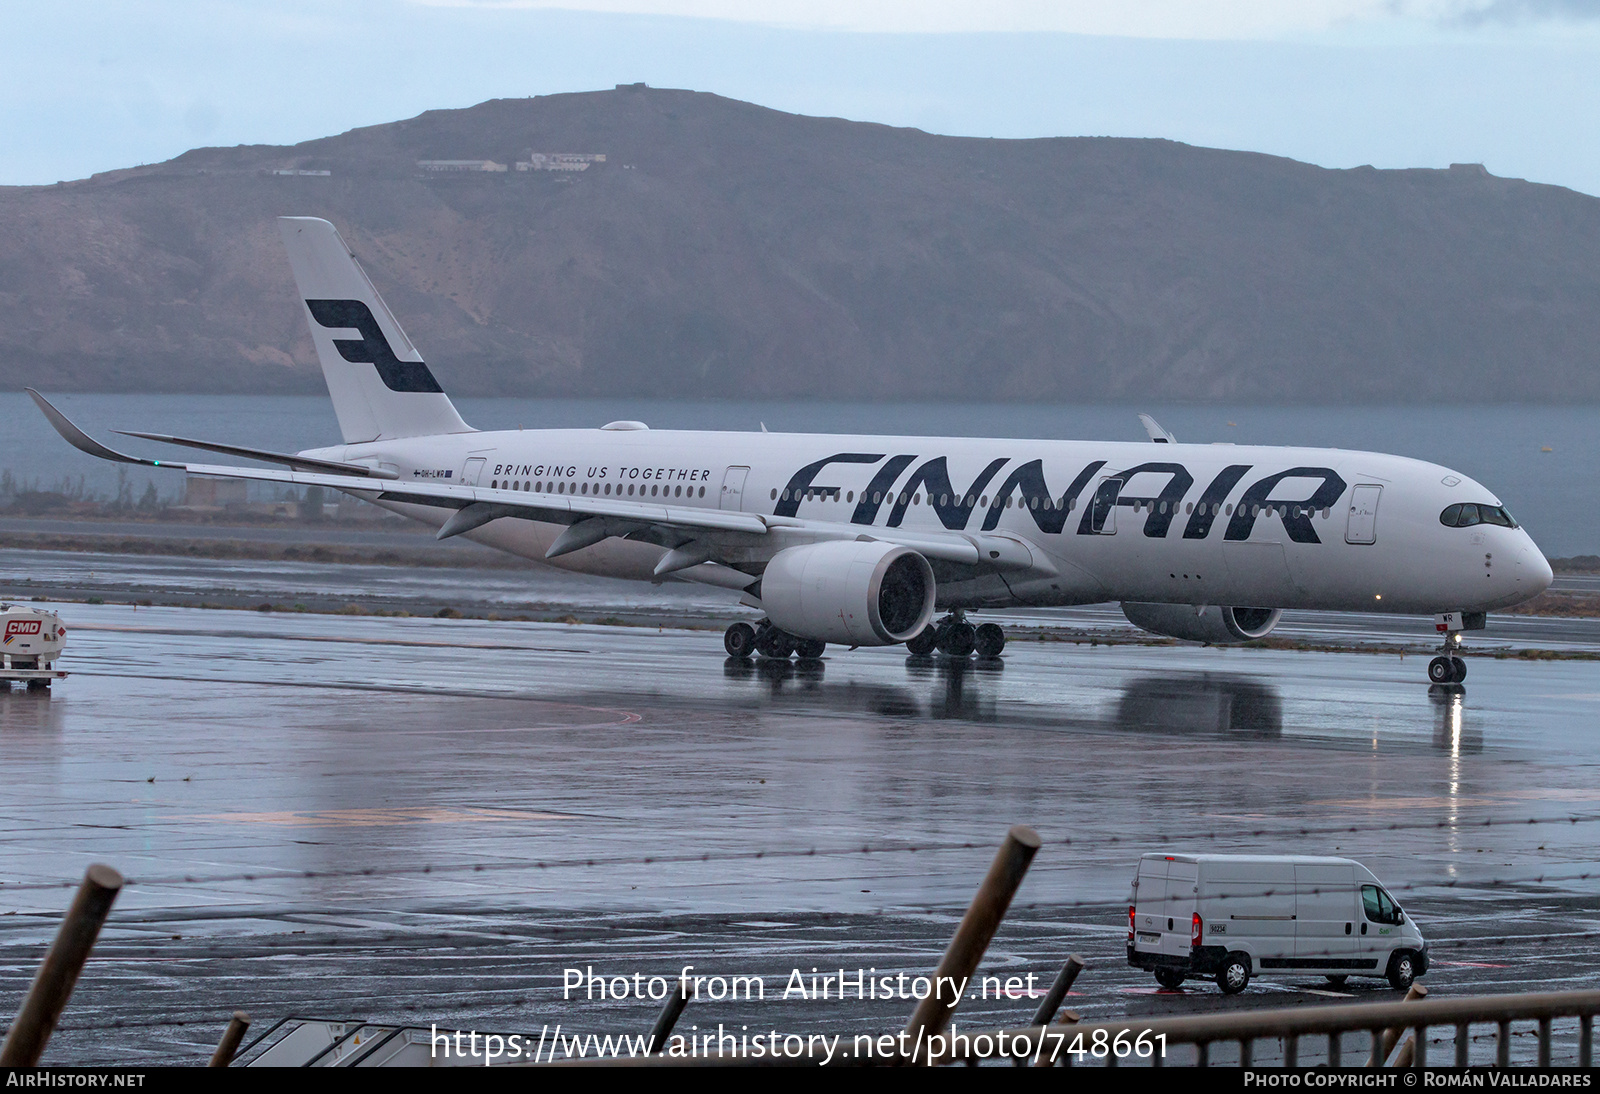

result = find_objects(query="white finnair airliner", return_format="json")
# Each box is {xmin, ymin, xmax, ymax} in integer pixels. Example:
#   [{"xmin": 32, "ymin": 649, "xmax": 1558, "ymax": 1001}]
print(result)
[{"xmin": 32, "ymin": 217, "xmax": 1554, "ymax": 683}]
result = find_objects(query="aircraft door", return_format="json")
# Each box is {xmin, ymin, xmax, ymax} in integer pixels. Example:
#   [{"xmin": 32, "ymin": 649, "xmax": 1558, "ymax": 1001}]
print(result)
[
  {"xmin": 1345, "ymin": 485, "xmax": 1382, "ymax": 545},
  {"xmin": 461, "ymin": 457, "xmax": 488, "ymax": 486},
  {"xmin": 720, "ymin": 466, "xmax": 750, "ymax": 511},
  {"xmin": 1086, "ymin": 475, "xmax": 1120, "ymax": 534}
]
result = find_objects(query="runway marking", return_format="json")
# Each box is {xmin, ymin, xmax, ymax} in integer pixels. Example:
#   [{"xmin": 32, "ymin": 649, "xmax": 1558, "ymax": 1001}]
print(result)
[
  {"xmin": 1434, "ymin": 960, "xmax": 1510, "ymax": 968},
  {"xmin": 186, "ymin": 807, "xmax": 585, "ymax": 827},
  {"xmin": 1299, "ymin": 988, "xmax": 1355, "ymax": 997}
]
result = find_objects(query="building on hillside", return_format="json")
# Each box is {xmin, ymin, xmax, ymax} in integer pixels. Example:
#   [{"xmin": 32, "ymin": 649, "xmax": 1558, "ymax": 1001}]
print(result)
[
  {"xmin": 516, "ymin": 153, "xmax": 606, "ymax": 172},
  {"xmin": 416, "ymin": 160, "xmax": 508, "ymax": 173}
]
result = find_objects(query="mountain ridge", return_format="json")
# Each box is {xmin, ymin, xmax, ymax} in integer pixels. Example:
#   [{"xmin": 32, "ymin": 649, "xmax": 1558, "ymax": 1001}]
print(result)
[{"xmin": 2, "ymin": 86, "xmax": 1596, "ymax": 402}]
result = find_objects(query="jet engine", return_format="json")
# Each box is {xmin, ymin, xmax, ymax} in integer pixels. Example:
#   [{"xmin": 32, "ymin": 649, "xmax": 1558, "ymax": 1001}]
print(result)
[
  {"xmin": 1120, "ymin": 603, "xmax": 1283, "ymax": 644},
  {"xmin": 759, "ymin": 541, "xmax": 936, "ymax": 646}
]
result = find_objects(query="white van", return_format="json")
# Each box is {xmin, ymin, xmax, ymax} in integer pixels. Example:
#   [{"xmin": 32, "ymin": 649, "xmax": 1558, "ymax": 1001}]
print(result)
[{"xmin": 1127, "ymin": 854, "xmax": 1427, "ymax": 994}]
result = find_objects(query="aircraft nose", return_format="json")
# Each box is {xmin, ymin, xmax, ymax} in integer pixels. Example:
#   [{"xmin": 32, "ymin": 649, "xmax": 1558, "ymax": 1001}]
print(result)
[{"xmin": 1520, "ymin": 543, "xmax": 1554, "ymax": 596}]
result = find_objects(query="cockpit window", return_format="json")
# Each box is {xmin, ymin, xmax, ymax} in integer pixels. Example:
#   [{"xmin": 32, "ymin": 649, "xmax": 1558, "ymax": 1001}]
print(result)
[{"xmin": 1440, "ymin": 503, "xmax": 1518, "ymax": 529}]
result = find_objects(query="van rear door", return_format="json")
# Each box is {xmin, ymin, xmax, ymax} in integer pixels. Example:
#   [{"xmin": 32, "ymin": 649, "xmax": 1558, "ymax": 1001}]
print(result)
[
  {"xmin": 1295, "ymin": 863, "xmax": 1357, "ymax": 967},
  {"xmin": 1132, "ymin": 857, "xmax": 1168, "ymax": 954},
  {"xmin": 1160, "ymin": 860, "xmax": 1199, "ymax": 959}
]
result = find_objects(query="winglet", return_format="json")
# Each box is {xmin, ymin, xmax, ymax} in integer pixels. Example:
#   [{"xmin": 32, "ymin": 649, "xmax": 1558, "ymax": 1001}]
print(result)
[
  {"xmin": 26, "ymin": 389, "xmax": 181, "ymax": 468},
  {"xmin": 1138, "ymin": 413, "xmax": 1177, "ymax": 444}
]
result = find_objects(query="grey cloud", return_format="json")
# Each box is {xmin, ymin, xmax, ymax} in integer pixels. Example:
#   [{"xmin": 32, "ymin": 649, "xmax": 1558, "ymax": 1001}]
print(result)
[{"xmin": 1445, "ymin": 0, "xmax": 1600, "ymax": 26}]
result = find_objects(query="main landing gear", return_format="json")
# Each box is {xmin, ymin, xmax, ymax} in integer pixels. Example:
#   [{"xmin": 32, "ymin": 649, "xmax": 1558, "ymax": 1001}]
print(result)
[
  {"xmin": 724, "ymin": 621, "xmax": 825, "ymax": 661},
  {"xmin": 906, "ymin": 611, "xmax": 1006, "ymax": 660},
  {"xmin": 1427, "ymin": 631, "xmax": 1468, "ymax": 685}
]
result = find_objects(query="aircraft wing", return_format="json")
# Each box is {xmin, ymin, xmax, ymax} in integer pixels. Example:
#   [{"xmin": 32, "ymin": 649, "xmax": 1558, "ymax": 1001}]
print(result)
[{"xmin": 30, "ymin": 390, "xmax": 1051, "ymax": 580}]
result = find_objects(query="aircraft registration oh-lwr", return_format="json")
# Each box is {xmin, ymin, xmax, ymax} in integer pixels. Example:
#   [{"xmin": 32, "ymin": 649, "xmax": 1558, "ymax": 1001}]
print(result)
[{"xmin": 29, "ymin": 217, "xmax": 1554, "ymax": 684}]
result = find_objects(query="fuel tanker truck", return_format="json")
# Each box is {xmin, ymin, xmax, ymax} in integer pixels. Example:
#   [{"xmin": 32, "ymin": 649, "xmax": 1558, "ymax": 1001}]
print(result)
[{"xmin": 0, "ymin": 604, "xmax": 67, "ymax": 691}]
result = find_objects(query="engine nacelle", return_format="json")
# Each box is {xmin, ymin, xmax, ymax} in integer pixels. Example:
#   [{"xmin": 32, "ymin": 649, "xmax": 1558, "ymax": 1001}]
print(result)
[
  {"xmin": 1120, "ymin": 603, "xmax": 1283, "ymax": 644},
  {"xmin": 760, "ymin": 541, "xmax": 936, "ymax": 646}
]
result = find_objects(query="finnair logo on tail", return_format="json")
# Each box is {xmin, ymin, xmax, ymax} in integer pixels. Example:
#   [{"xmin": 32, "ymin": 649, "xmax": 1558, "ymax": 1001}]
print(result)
[{"xmin": 305, "ymin": 299, "xmax": 445, "ymax": 394}]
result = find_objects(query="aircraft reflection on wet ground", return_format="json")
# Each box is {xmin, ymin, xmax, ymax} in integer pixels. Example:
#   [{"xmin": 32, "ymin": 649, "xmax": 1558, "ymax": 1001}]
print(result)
[
  {"xmin": 1429, "ymin": 683, "xmax": 1484, "ymax": 754},
  {"xmin": 723, "ymin": 655, "xmax": 1288, "ymax": 737},
  {"xmin": 721, "ymin": 653, "xmax": 1496, "ymax": 753}
]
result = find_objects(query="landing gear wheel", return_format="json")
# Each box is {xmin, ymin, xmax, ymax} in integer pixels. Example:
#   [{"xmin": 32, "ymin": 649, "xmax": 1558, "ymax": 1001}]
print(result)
[
  {"xmin": 1451, "ymin": 657, "xmax": 1467, "ymax": 683},
  {"xmin": 724, "ymin": 622, "xmax": 757, "ymax": 659},
  {"xmin": 940, "ymin": 622, "xmax": 977, "ymax": 658},
  {"xmin": 905, "ymin": 627, "xmax": 937, "ymax": 656},
  {"xmin": 794, "ymin": 638, "xmax": 826, "ymax": 660},
  {"xmin": 1154, "ymin": 969, "xmax": 1185, "ymax": 990},
  {"xmin": 974, "ymin": 623, "xmax": 1006, "ymax": 659},
  {"xmin": 1428, "ymin": 656, "xmax": 1455, "ymax": 684},
  {"xmin": 1387, "ymin": 952, "xmax": 1416, "ymax": 991},
  {"xmin": 1325, "ymin": 974, "xmax": 1348, "ymax": 987},
  {"xmin": 1217, "ymin": 954, "xmax": 1251, "ymax": 995},
  {"xmin": 755, "ymin": 626, "xmax": 796, "ymax": 659}
]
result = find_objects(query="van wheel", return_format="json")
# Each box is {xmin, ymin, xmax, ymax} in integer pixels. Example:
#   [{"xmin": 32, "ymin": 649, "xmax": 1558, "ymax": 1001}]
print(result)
[
  {"xmin": 1325, "ymin": 974, "xmax": 1348, "ymax": 987},
  {"xmin": 1154, "ymin": 969, "xmax": 1185, "ymax": 989},
  {"xmin": 1387, "ymin": 952, "xmax": 1416, "ymax": 991},
  {"xmin": 1217, "ymin": 954, "xmax": 1251, "ymax": 995}
]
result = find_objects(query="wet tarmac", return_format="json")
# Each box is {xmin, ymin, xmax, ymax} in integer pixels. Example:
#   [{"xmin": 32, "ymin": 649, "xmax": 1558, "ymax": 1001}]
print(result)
[
  {"xmin": 0, "ymin": 598, "xmax": 1597, "ymax": 1064},
  {"xmin": 3, "ymin": 546, "xmax": 1598, "ymax": 651}
]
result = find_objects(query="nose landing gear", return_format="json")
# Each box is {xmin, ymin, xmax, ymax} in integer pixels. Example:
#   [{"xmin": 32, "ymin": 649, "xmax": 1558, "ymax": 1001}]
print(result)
[{"xmin": 1427, "ymin": 630, "xmax": 1467, "ymax": 684}]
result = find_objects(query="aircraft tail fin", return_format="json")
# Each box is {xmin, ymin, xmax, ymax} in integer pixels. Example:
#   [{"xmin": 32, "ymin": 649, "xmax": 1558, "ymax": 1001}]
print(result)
[{"xmin": 278, "ymin": 216, "xmax": 471, "ymax": 443}]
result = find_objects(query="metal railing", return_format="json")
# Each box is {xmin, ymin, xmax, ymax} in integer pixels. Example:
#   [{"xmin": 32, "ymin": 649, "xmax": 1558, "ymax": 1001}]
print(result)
[{"xmin": 972, "ymin": 988, "xmax": 1600, "ymax": 1067}]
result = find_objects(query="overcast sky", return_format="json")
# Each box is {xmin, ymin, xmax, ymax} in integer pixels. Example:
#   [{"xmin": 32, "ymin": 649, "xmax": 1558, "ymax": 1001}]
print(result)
[{"xmin": 4, "ymin": 1, "xmax": 1599, "ymax": 193}]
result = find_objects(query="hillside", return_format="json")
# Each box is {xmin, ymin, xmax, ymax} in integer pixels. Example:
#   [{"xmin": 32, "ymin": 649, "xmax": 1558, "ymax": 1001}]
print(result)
[{"xmin": 2, "ymin": 86, "xmax": 1598, "ymax": 401}]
